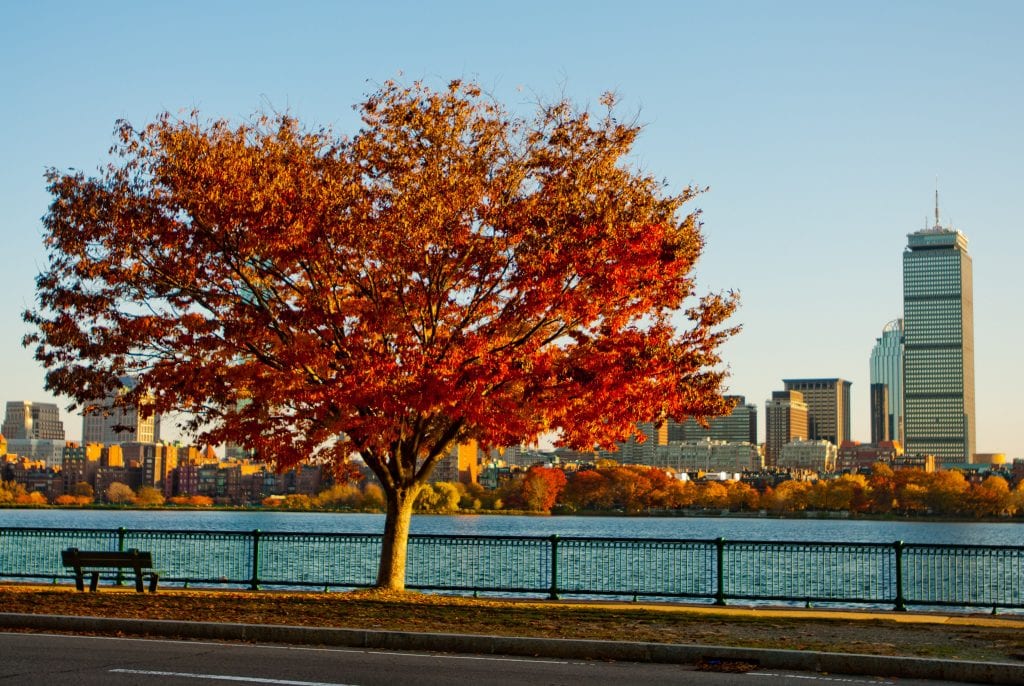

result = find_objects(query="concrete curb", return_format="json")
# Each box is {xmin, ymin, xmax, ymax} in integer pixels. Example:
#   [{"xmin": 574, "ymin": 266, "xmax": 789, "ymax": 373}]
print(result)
[{"xmin": 2, "ymin": 613, "xmax": 1023, "ymax": 685}]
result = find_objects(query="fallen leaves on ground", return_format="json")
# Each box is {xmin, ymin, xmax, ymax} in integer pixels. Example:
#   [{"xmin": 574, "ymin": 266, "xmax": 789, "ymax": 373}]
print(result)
[{"xmin": 1, "ymin": 585, "xmax": 1022, "ymax": 663}]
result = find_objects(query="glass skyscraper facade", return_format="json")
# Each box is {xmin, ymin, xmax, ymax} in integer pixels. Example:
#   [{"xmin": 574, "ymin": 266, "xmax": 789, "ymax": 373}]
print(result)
[
  {"xmin": 902, "ymin": 223, "xmax": 975, "ymax": 463},
  {"xmin": 869, "ymin": 319, "xmax": 904, "ymax": 444}
]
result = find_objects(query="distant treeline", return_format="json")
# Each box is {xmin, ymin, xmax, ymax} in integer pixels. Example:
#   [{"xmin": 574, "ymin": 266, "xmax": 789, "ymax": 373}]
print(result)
[{"xmin": 3, "ymin": 462, "xmax": 1020, "ymax": 519}]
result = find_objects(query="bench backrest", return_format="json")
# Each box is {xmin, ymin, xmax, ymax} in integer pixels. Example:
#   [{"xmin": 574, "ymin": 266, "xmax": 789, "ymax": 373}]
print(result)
[{"xmin": 62, "ymin": 548, "xmax": 154, "ymax": 568}]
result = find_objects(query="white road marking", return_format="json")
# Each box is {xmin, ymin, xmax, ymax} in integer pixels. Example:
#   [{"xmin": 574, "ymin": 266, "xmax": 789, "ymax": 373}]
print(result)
[
  {"xmin": 337, "ymin": 649, "xmax": 572, "ymax": 664},
  {"xmin": 748, "ymin": 673, "xmax": 895, "ymax": 684},
  {"xmin": 109, "ymin": 669, "xmax": 357, "ymax": 685}
]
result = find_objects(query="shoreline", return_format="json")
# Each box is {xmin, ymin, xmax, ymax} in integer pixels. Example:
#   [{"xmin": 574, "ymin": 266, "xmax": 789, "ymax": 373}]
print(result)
[{"xmin": 1, "ymin": 503, "xmax": 1021, "ymax": 525}]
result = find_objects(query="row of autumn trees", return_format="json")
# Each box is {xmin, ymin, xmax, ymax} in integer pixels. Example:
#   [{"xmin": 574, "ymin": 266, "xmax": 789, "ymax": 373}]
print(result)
[
  {"xmin": 5, "ymin": 463, "xmax": 1021, "ymax": 518},
  {"xmin": 524, "ymin": 464, "xmax": 1024, "ymax": 518},
  {"xmin": 0, "ymin": 480, "xmax": 213, "ymax": 508},
  {"xmin": 484, "ymin": 465, "xmax": 1024, "ymax": 518},
  {"xmin": 261, "ymin": 463, "xmax": 1024, "ymax": 519}
]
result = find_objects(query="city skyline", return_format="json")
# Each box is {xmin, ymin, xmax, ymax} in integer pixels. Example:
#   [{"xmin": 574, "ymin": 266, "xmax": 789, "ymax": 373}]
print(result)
[{"xmin": 2, "ymin": 2, "xmax": 1022, "ymax": 458}]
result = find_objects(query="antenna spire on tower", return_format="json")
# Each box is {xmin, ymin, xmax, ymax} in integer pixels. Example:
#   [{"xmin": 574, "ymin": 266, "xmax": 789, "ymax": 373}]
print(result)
[{"xmin": 934, "ymin": 178, "xmax": 940, "ymax": 227}]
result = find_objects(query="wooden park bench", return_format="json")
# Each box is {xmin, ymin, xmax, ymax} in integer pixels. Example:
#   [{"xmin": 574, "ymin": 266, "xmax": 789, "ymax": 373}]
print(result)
[{"xmin": 61, "ymin": 547, "xmax": 159, "ymax": 592}]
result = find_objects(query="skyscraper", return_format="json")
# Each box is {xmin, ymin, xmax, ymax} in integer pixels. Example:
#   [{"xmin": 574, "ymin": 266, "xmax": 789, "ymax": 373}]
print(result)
[
  {"xmin": 764, "ymin": 390, "xmax": 808, "ymax": 467},
  {"xmin": 902, "ymin": 196, "xmax": 976, "ymax": 463},
  {"xmin": 870, "ymin": 319, "xmax": 904, "ymax": 444},
  {"xmin": 2, "ymin": 401, "xmax": 65, "ymax": 440},
  {"xmin": 782, "ymin": 378, "xmax": 851, "ymax": 446}
]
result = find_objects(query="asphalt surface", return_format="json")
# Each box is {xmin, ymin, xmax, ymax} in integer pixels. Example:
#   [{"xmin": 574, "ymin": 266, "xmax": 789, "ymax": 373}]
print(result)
[{"xmin": 1, "ymin": 610, "xmax": 1023, "ymax": 685}]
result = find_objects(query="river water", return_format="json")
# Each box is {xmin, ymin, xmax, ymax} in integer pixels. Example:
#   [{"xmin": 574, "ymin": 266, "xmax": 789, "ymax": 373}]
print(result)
[{"xmin": 3, "ymin": 508, "xmax": 1022, "ymax": 546}]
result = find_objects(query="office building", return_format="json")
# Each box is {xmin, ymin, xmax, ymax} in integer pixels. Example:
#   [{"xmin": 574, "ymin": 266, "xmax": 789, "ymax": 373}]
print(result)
[
  {"xmin": 782, "ymin": 379, "xmax": 851, "ymax": 446},
  {"xmin": 81, "ymin": 377, "xmax": 161, "ymax": 445},
  {"xmin": 2, "ymin": 401, "xmax": 65, "ymax": 440},
  {"xmin": 765, "ymin": 390, "xmax": 808, "ymax": 467},
  {"xmin": 902, "ymin": 198, "xmax": 976, "ymax": 462},
  {"xmin": 4, "ymin": 438, "xmax": 66, "ymax": 468},
  {"xmin": 669, "ymin": 396, "xmax": 758, "ymax": 444},
  {"xmin": 600, "ymin": 421, "xmax": 668, "ymax": 466},
  {"xmin": 870, "ymin": 319, "xmax": 904, "ymax": 444}
]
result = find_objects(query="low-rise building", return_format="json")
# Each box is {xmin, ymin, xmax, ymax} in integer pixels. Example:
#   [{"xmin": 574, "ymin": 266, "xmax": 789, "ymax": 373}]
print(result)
[
  {"xmin": 654, "ymin": 439, "xmax": 762, "ymax": 473},
  {"xmin": 779, "ymin": 439, "xmax": 837, "ymax": 473},
  {"xmin": 892, "ymin": 453, "xmax": 936, "ymax": 472},
  {"xmin": 2, "ymin": 455, "xmax": 63, "ymax": 500},
  {"xmin": 837, "ymin": 440, "xmax": 903, "ymax": 472}
]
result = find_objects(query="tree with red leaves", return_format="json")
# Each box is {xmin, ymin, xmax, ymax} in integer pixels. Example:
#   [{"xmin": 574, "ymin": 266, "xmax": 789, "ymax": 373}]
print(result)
[
  {"xmin": 510, "ymin": 465, "xmax": 568, "ymax": 512},
  {"xmin": 26, "ymin": 80, "xmax": 737, "ymax": 590}
]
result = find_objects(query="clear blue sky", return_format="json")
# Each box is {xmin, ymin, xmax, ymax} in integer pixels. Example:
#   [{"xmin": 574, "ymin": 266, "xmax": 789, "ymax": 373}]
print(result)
[{"xmin": 2, "ymin": 1, "xmax": 1021, "ymax": 457}]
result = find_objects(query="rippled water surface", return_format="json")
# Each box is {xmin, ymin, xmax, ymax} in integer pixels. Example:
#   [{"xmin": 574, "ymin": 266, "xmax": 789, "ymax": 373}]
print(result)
[{"xmin": 3, "ymin": 508, "xmax": 1022, "ymax": 545}]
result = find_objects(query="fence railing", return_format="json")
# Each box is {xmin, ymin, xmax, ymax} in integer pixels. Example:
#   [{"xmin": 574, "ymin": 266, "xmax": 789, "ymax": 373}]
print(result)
[{"xmin": 1, "ymin": 527, "xmax": 1022, "ymax": 611}]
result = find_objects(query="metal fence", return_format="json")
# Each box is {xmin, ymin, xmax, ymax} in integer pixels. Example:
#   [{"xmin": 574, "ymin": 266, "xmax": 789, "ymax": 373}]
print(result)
[{"xmin": 2, "ymin": 527, "xmax": 1022, "ymax": 611}]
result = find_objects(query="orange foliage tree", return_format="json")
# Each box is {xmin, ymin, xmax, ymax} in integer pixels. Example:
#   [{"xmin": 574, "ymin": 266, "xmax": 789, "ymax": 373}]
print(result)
[
  {"xmin": 25, "ymin": 80, "xmax": 737, "ymax": 590},
  {"xmin": 512, "ymin": 465, "xmax": 568, "ymax": 512},
  {"xmin": 968, "ymin": 475, "xmax": 1012, "ymax": 518},
  {"xmin": 561, "ymin": 469, "xmax": 614, "ymax": 511},
  {"xmin": 560, "ymin": 465, "xmax": 692, "ymax": 513}
]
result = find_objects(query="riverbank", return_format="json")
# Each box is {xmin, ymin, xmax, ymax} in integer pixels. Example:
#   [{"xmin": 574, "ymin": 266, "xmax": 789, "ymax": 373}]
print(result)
[
  {"xmin": 2, "ymin": 584, "xmax": 1023, "ymax": 664},
  {"xmin": 3, "ymin": 503, "xmax": 1022, "ymax": 525}
]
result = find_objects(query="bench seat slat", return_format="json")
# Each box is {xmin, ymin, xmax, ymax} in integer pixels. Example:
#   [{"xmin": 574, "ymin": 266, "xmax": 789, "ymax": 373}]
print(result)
[{"xmin": 63, "ymin": 551, "xmax": 153, "ymax": 567}]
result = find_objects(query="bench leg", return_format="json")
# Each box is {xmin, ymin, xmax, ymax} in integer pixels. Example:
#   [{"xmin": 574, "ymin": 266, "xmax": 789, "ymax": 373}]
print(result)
[
  {"xmin": 134, "ymin": 569, "xmax": 144, "ymax": 592},
  {"xmin": 74, "ymin": 570, "xmax": 85, "ymax": 592},
  {"xmin": 149, "ymin": 573, "xmax": 159, "ymax": 593},
  {"xmin": 89, "ymin": 572, "xmax": 100, "ymax": 592}
]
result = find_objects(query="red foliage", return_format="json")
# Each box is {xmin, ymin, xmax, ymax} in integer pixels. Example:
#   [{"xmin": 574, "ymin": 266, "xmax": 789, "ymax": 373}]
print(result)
[{"xmin": 515, "ymin": 466, "xmax": 568, "ymax": 512}]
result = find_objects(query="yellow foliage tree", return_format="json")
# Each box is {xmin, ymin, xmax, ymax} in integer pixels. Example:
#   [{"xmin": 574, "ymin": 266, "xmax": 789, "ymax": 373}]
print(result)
[{"xmin": 105, "ymin": 482, "xmax": 136, "ymax": 504}]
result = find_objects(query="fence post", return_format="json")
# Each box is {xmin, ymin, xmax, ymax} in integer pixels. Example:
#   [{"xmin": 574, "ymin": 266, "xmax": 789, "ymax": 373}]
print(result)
[
  {"xmin": 250, "ymin": 529, "xmax": 261, "ymax": 591},
  {"xmin": 893, "ymin": 540, "xmax": 906, "ymax": 612},
  {"xmin": 549, "ymin": 535, "xmax": 560, "ymax": 600},
  {"xmin": 116, "ymin": 527, "xmax": 126, "ymax": 586},
  {"xmin": 714, "ymin": 537, "xmax": 726, "ymax": 606}
]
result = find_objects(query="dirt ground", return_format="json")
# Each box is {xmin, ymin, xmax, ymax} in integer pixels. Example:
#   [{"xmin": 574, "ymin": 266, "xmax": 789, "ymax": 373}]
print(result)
[{"xmin": 2, "ymin": 584, "xmax": 1023, "ymax": 664}]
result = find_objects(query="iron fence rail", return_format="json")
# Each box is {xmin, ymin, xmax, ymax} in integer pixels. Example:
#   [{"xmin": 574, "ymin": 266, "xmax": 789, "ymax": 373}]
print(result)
[{"xmin": 1, "ymin": 527, "xmax": 1022, "ymax": 611}]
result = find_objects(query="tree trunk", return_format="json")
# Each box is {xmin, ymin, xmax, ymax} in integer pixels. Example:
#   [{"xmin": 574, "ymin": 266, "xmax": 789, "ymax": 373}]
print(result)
[{"xmin": 376, "ymin": 485, "xmax": 420, "ymax": 590}]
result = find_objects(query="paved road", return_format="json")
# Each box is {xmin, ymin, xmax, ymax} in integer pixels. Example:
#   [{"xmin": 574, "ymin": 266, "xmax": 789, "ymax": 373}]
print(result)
[{"xmin": 0, "ymin": 632, "xmax": 972, "ymax": 686}]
